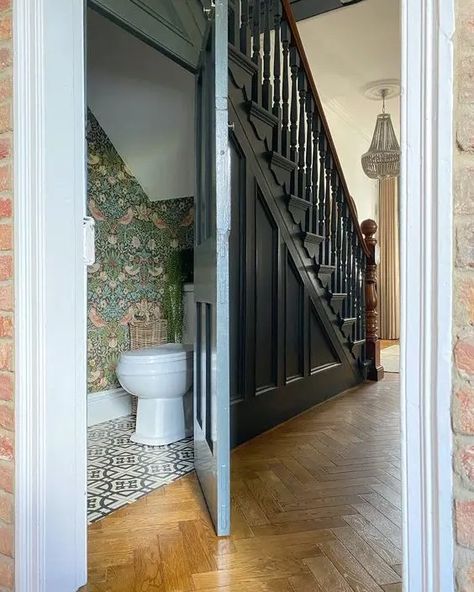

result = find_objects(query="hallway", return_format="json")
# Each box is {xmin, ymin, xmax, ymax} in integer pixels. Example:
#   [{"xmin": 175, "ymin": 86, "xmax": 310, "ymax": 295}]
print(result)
[{"xmin": 83, "ymin": 374, "xmax": 402, "ymax": 592}]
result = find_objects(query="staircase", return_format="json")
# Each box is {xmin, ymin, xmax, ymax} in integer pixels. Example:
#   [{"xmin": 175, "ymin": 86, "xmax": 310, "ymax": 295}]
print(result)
[{"xmin": 227, "ymin": 0, "xmax": 384, "ymax": 446}]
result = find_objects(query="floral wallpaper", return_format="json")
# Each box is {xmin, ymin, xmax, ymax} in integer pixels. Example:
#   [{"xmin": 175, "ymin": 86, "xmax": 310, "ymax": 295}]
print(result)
[{"xmin": 87, "ymin": 111, "xmax": 194, "ymax": 393}]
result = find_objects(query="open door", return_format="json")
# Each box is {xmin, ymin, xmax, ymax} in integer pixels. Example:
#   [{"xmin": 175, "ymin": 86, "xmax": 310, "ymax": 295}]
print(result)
[{"xmin": 194, "ymin": 0, "xmax": 231, "ymax": 536}]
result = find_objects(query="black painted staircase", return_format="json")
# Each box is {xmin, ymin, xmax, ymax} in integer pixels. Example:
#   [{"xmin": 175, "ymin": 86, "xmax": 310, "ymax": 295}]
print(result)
[{"xmin": 227, "ymin": 0, "xmax": 373, "ymax": 445}]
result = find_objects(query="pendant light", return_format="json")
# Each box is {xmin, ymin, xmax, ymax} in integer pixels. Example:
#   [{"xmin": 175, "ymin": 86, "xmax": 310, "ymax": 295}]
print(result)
[{"xmin": 361, "ymin": 88, "xmax": 400, "ymax": 180}]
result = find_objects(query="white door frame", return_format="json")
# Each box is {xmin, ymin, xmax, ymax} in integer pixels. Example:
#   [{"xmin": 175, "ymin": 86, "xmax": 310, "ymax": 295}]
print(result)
[
  {"xmin": 14, "ymin": 0, "xmax": 455, "ymax": 590},
  {"xmin": 400, "ymin": 0, "xmax": 455, "ymax": 589}
]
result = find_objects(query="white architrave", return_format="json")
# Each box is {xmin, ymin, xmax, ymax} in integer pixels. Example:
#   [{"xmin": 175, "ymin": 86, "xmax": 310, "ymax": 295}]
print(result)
[
  {"xmin": 13, "ymin": 0, "xmax": 455, "ymax": 589},
  {"xmin": 14, "ymin": 0, "xmax": 88, "ymax": 589},
  {"xmin": 400, "ymin": 0, "xmax": 455, "ymax": 590}
]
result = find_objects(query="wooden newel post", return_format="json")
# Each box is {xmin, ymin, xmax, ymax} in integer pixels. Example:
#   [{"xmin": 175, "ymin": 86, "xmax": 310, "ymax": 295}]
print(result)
[{"xmin": 361, "ymin": 219, "xmax": 384, "ymax": 381}]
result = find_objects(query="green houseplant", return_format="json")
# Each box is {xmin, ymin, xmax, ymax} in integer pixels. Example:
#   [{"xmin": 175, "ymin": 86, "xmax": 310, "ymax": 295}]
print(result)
[{"xmin": 163, "ymin": 250, "xmax": 185, "ymax": 343}]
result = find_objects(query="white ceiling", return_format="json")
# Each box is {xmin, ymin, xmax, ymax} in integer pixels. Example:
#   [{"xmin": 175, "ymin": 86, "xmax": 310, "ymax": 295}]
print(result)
[
  {"xmin": 298, "ymin": 0, "xmax": 401, "ymax": 140},
  {"xmin": 297, "ymin": 0, "xmax": 401, "ymax": 222}
]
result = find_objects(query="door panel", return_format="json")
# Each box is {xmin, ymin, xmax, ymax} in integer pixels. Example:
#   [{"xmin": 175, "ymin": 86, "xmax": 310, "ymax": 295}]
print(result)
[
  {"xmin": 88, "ymin": 0, "xmax": 207, "ymax": 72},
  {"xmin": 194, "ymin": 0, "xmax": 231, "ymax": 536}
]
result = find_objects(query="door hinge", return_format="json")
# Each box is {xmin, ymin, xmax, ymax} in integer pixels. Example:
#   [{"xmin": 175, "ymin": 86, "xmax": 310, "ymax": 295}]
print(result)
[{"xmin": 83, "ymin": 216, "xmax": 96, "ymax": 266}]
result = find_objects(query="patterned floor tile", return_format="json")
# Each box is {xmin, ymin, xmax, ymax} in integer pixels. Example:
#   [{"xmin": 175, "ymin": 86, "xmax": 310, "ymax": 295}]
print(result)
[{"xmin": 87, "ymin": 414, "xmax": 194, "ymax": 522}]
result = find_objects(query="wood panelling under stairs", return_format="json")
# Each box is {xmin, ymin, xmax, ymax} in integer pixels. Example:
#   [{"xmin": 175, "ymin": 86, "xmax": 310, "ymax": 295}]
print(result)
[{"xmin": 82, "ymin": 374, "xmax": 402, "ymax": 592}]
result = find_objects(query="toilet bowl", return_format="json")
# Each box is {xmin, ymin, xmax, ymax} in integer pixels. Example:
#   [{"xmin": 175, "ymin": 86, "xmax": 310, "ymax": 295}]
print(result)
[{"xmin": 116, "ymin": 343, "xmax": 193, "ymax": 446}]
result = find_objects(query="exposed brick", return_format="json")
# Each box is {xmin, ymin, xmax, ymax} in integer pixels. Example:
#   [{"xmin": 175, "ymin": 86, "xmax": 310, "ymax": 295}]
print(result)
[
  {"xmin": 460, "ymin": 55, "xmax": 474, "ymax": 104},
  {"xmin": 455, "ymin": 338, "xmax": 474, "ymax": 376},
  {"xmin": 455, "ymin": 275, "xmax": 474, "ymax": 328},
  {"xmin": 459, "ymin": 5, "xmax": 474, "ymax": 50},
  {"xmin": 0, "ymin": 406, "xmax": 12, "ymax": 434},
  {"xmin": 0, "ymin": 462, "xmax": 13, "ymax": 494},
  {"xmin": 457, "ymin": 500, "xmax": 474, "ymax": 548},
  {"xmin": 0, "ymin": 374, "xmax": 11, "ymax": 403},
  {"xmin": 0, "ymin": 433, "xmax": 12, "ymax": 463},
  {"xmin": 0, "ymin": 555, "xmax": 13, "ymax": 589},
  {"xmin": 458, "ymin": 105, "xmax": 474, "ymax": 153},
  {"xmin": 455, "ymin": 388, "xmax": 474, "ymax": 435},
  {"xmin": 0, "ymin": 256, "xmax": 11, "ymax": 282},
  {"xmin": 460, "ymin": 445, "xmax": 474, "ymax": 484},
  {"xmin": 0, "ymin": 198, "xmax": 10, "ymax": 219},
  {"xmin": 0, "ymin": 344, "xmax": 12, "ymax": 373},
  {"xmin": 0, "ymin": 79, "xmax": 10, "ymax": 105},
  {"xmin": 456, "ymin": 219, "xmax": 474, "ymax": 268},
  {"xmin": 0, "ymin": 226, "xmax": 11, "ymax": 252},
  {"xmin": 0, "ymin": 319, "xmax": 11, "ymax": 340},
  {"xmin": 0, "ymin": 492, "xmax": 12, "ymax": 525},
  {"xmin": 0, "ymin": 15, "xmax": 11, "ymax": 43},
  {"xmin": 0, "ymin": 106, "xmax": 10, "ymax": 136},
  {"xmin": 0, "ymin": 167, "xmax": 9, "ymax": 194},
  {"xmin": 455, "ymin": 163, "xmax": 474, "ymax": 214},
  {"xmin": 0, "ymin": 138, "xmax": 10, "ymax": 163},
  {"xmin": 0, "ymin": 0, "xmax": 10, "ymax": 11},
  {"xmin": 0, "ymin": 525, "xmax": 12, "ymax": 559},
  {"xmin": 0, "ymin": 289, "xmax": 11, "ymax": 314},
  {"xmin": 0, "ymin": 48, "xmax": 11, "ymax": 72}
]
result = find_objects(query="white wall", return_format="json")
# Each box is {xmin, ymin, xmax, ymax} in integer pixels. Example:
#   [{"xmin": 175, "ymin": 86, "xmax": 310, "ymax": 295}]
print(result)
[
  {"xmin": 87, "ymin": 9, "xmax": 196, "ymax": 201},
  {"xmin": 324, "ymin": 105, "xmax": 381, "ymax": 222},
  {"xmin": 298, "ymin": 0, "xmax": 401, "ymax": 223}
]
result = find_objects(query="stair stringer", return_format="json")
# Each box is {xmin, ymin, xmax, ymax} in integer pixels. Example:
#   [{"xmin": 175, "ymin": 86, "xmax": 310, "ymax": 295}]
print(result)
[
  {"xmin": 229, "ymin": 98, "xmax": 363, "ymax": 381},
  {"xmin": 229, "ymin": 94, "xmax": 364, "ymax": 378}
]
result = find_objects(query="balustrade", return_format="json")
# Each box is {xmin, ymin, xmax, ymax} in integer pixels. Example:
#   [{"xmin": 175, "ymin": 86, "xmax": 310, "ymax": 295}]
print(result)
[{"xmin": 230, "ymin": 0, "xmax": 382, "ymax": 379}]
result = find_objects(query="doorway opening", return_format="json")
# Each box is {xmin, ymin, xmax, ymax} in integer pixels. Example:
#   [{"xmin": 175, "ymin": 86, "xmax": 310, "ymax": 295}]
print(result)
[
  {"xmin": 14, "ymin": 0, "xmax": 455, "ymax": 589},
  {"xmin": 86, "ymin": 8, "xmax": 197, "ymax": 522}
]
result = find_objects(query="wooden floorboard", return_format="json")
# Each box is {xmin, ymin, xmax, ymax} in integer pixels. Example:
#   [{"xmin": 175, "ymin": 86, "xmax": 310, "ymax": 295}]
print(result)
[{"xmin": 82, "ymin": 374, "xmax": 402, "ymax": 591}]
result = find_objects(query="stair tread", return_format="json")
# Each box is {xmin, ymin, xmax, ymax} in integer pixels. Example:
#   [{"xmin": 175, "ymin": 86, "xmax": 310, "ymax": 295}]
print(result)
[
  {"xmin": 267, "ymin": 150, "xmax": 297, "ymax": 171},
  {"xmin": 247, "ymin": 100, "xmax": 279, "ymax": 126},
  {"xmin": 329, "ymin": 292, "xmax": 347, "ymax": 300},
  {"xmin": 315, "ymin": 263, "xmax": 336, "ymax": 275},
  {"xmin": 302, "ymin": 231, "xmax": 324, "ymax": 242}
]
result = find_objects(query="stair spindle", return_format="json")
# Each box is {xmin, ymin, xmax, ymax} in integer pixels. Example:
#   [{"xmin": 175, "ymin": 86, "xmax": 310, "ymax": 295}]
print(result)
[
  {"xmin": 351, "ymin": 227, "xmax": 358, "ymax": 342},
  {"xmin": 251, "ymin": 0, "xmax": 262, "ymax": 104},
  {"xmin": 330, "ymin": 170, "xmax": 338, "ymax": 291},
  {"xmin": 262, "ymin": 0, "xmax": 272, "ymax": 110},
  {"xmin": 334, "ymin": 183, "xmax": 343, "ymax": 294},
  {"xmin": 340, "ymin": 200, "xmax": 349, "ymax": 317},
  {"xmin": 229, "ymin": 0, "xmax": 240, "ymax": 47},
  {"xmin": 311, "ymin": 111, "xmax": 319, "ymax": 237},
  {"xmin": 240, "ymin": 0, "xmax": 251, "ymax": 56},
  {"xmin": 318, "ymin": 128, "xmax": 326, "ymax": 262},
  {"xmin": 281, "ymin": 20, "xmax": 290, "ymax": 158},
  {"xmin": 289, "ymin": 46, "xmax": 299, "ymax": 194},
  {"xmin": 305, "ymin": 92, "xmax": 314, "ymax": 232},
  {"xmin": 272, "ymin": 0, "xmax": 282, "ymax": 152},
  {"xmin": 297, "ymin": 70, "xmax": 306, "ymax": 201},
  {"xmin": 324, "ymin": 152, "xmax": 332, "ymax": 266}
]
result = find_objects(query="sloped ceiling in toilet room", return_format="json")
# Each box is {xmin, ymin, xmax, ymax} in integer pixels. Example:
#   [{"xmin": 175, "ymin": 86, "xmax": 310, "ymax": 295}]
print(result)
[{"xmin": 87, "ymin": 8, "xmax": 196, "ymax": 201}]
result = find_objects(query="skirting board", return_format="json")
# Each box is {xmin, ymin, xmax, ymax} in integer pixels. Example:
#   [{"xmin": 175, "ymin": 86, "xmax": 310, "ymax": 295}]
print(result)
[{"xmin": 88, "ymin": 388, "xmax": 133, "ymax": 427}]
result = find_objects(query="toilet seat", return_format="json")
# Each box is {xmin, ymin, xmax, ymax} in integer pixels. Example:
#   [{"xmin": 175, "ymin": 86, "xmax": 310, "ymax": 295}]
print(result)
[{"xmin": 120, "ymin": 343, "xmax": 193, "ymax": 365}]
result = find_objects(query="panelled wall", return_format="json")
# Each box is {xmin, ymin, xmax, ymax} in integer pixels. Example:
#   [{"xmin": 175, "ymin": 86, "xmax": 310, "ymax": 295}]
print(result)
[{"xmin": 229, "ymin": 129, "xmax": 358, "ymax": 446}]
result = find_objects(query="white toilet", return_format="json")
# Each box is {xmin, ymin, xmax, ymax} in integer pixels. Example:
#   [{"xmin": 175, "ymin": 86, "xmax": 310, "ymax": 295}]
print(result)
[{"xmin": 116, "ymin": 284, "xmax": 195, "ymax": 446}]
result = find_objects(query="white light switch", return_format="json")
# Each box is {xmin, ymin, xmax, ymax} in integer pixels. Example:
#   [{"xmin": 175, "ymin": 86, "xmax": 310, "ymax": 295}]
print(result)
[{"xmin": 83, "ymin": 216, "xmax": 96, "ymax": 266}]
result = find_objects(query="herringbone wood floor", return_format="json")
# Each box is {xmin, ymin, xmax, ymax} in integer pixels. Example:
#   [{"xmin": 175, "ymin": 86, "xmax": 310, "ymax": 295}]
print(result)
[{"xmin": 82, "ymin": 374, "xmax": 402, "ymax": 592}]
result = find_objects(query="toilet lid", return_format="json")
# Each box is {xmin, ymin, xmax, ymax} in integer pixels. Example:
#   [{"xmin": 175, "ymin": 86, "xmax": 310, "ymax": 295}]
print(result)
[{"xmin": 120, "ymin": 343, "xmax": 193, "ymax": 364}]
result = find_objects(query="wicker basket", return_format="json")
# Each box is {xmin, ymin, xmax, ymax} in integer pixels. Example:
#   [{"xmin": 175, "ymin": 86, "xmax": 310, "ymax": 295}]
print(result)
[{"xmin": 129, "ymin": 316, "xmax": 168, "ymax": 350}]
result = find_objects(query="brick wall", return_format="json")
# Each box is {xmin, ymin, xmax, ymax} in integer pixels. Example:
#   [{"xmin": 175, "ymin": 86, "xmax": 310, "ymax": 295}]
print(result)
[{"xmin": 453, "ymin": 0, "xmax": 474, "ymax": 590}]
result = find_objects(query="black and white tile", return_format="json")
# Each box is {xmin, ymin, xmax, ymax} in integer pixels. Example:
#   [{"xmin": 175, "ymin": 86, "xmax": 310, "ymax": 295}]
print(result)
[{"xmin": 87, "ymin": 415, "xmax": 194, "ymax": 522}]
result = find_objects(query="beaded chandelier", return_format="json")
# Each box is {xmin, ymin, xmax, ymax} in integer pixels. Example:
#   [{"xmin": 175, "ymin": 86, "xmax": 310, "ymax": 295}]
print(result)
[{"xmin": 361, "ymin": 89, "xmax": 400, "ymax": 180}]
